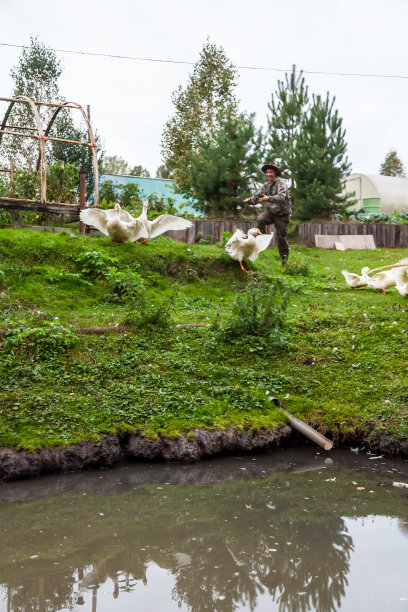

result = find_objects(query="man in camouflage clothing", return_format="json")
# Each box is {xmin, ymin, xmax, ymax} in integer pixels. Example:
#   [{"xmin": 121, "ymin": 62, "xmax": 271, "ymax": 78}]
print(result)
[{"xmin": 244, "ymin": 162, "xmax": 291, "ymax": 265}]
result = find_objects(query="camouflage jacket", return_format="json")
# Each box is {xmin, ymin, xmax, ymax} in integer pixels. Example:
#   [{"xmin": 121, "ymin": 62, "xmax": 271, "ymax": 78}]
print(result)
[{"xmin": 250, "ymin": 177, "xmax": 292, "ymax": 217}]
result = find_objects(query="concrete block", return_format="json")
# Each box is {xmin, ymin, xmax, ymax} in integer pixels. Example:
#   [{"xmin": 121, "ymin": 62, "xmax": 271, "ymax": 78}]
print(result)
[{"xmin": 315, "ymin": 234, "xmax": 376, "ymax": 250}]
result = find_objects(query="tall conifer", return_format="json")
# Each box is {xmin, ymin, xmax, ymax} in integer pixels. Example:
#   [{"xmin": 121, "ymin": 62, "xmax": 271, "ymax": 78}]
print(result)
[
  {"xmin": 265, "ymin": 65, "xmax": 309, "ymax": 202},
  {"xmin": 291, "ymin": 93, "xmax": 352, "ymax": 220},
  {"xmin": 161, "ymin": 41, "xmax": 238, "ymax": 195},
  {"xmin": 379, "ymin": 149, "xmax": 406, "ymax": 177},
  {"xmin": 187, "ymin": 109, "xmax": 263, "ymax": 217}
]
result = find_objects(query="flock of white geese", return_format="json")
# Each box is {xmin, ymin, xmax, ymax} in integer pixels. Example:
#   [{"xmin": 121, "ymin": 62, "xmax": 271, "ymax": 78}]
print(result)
[
  {"xmin": 80, "ymin": 202, "xmax": 274, "ymax": 271},
  {"xmin": 342, "ymin": 259, "xmax": 408, "ymax": 296},
  {"xmin": 79, "ymin": 202, "xmax": 407, "ymax": 292},
  {"xmin": 79, "ymin": 201, "xmax": 193, "ymax": 244}
]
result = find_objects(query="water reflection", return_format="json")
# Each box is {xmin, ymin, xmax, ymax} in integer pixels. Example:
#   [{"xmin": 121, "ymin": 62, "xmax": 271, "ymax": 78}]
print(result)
[{"xmin": 1, "ymin": 448, "xmax": 407, "ymax": 611}]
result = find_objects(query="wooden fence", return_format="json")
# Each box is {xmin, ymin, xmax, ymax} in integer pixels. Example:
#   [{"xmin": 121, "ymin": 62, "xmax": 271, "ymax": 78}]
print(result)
[
  {"xmin": 0, "ymin": 217, "xmax": 276, "ymax": 245},
  {"xmin": 165, "ymin": 219, "xmax": 275, "ymax": 245},
  {"xmin": 297, "ymin": 222, "xmax": 408, "ymax": 248}
]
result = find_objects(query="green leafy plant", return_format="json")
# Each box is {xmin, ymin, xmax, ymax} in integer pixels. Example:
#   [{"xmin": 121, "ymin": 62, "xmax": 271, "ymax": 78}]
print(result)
[
  {"xmin": 194, "ymin": 232, "xmax": 218, "ymax": 244},
  {"xmin": 123, "ymin": 294, "xmax": 173, "ymax": 328},
  {"xmin": 0, "ymin": 173, "xmax": 10, "ymax": 197},
  {"xmin": 14, "ymin": 169, "xmax": 41, "ymax": 200},
  {"xmin": 335, "ymin": 210, "xmax": 408, "ymax": 224},
  {"xmin": 144, "ymin": 194, "xmax": 178, "ymax": 217},
  {"xmin": 281, "ymin": 258, "xmax": 310, "ymax": 276},
  {"xmin": 46, "ymin": 163, "xmax": 78, "ymax": 203},
  {"xmin": 3, "ymin": 319, "xmax": 79, "ymax": 356},
  {"xmin": 104, "ymin": 268, "xmax": 145, "ymax": 302},
  {"xmin": 218, "ymin": 278, "xmax": 291, "ymax": 348},
  {"xmin": 74, "ymin": 251, "xmax": 118, "ymax": 279},
  {"xmin": 44, "ymin": 268, "xmax": 93, "ymax": 286}
]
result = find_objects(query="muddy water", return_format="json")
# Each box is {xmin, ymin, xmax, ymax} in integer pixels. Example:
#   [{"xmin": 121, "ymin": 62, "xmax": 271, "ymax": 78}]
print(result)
[{"xmin": 0, "ymin": 448, "xmax": 407, "ymax": 612}]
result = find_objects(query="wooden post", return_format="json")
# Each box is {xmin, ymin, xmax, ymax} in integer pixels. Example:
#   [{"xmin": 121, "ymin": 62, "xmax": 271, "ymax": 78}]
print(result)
[
  {"xmin": 9, "ymin": 159, "xmax": 17, "ymax": 223},
  {"xmin": 9, "ymin": 159, "xmax": 15, "ymax": 197},
  {"xmin": 59, "ymin": 161, "xmax": 65, "ymax": 224},
  {"xmin": 79, "ymin": 170, "xmax": 86, "ymax": 235}
]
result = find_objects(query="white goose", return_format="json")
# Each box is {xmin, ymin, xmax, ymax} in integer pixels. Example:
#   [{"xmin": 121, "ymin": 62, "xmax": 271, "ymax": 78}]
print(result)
[
  {"xmin": 225, "ymin": 228, "xmax": 273, "ymax": 272},
  {"xmin": 395, "ymin": 266, "xmax": 408, "ymax": 297},
  {"xmin": 366, "ymin": 269, "xmax": 397, "ymax": 294},
  {"xmin": 79, "ymin": 204, "xmax": 148, "ymax": 243},
  {"xmin": 137, "ymin": 201, "xmax": 193, "ymax": 242},
  {"xmin": 368, "ymin": 258, "xmax": 408, "ymax": 296},
  {"xmin": 341, "ymin": 267, "xmax": 370, "ymax": 288}
]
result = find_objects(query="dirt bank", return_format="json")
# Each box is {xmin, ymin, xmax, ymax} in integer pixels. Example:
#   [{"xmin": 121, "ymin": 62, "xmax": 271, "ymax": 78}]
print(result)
[{"xmin": 1, "ymin": 427, "xmax": 407, "ymax": 481}]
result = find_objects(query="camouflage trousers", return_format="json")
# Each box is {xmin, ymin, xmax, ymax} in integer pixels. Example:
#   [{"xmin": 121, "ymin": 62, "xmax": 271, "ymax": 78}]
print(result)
[{"xmin": 256, "ymin": 209, "xmax": 290, "ymax": 263}]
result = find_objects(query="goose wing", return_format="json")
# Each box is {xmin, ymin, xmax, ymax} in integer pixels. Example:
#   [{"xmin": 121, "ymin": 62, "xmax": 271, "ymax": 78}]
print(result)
[
  {"xmin": 225, "ymin": 229, "xmax": 246, "ymax": 253},
  {"xmin": 79, "ymin": 208, "xmax": 110, "ymax": 235},
  {"xmin": 149, "ymin": 214, "xmax": 193, "ymax": 239},
  {"xmin": 341, "ymin": 270, "xmax": 369, "ymax": 288},
  {"xmin": 117, "ymin": 207, "xmax": 138, "ymax": 224},
  {"xmin": 125, "ymin": 219, "xmax": 149, "ymax": 242},
  {"xmin": 248, "ymin": 232, "xmax": 274, "ymax": 261}
]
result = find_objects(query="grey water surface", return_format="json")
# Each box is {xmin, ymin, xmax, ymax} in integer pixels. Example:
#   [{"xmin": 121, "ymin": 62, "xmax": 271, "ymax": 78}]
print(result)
[{"xmin": 0, "ymin": 447, "xmax": 407, "ymax": 611}]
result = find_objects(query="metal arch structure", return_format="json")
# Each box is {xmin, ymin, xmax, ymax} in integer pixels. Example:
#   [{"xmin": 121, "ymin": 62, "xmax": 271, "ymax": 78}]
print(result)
[{"xmin": 0, "ymin": 96, "xmax": 99, "ymax": 206}]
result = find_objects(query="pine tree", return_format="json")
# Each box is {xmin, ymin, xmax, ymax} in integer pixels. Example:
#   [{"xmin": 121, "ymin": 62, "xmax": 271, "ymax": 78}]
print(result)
[
  {"xmin": 291, "ymin": 93, "xmax": 352, "ymax": 220},
  {"xmin": 379, "ymin": 149, "xmax": 406, "ymax": 177},
  {"xmin": 265, "ymin": 65, "xmax": 309, "ymax": 201},
  {"xmin": 186, "ymin": 109, "xmax": 263, "ymax": 217},
  {"xmin": 161, "ymin": 40, "xmax": 238, "ymax": 196}
]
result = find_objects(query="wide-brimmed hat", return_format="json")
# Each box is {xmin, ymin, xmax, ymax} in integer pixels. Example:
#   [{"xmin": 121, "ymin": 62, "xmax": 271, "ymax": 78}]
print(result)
[{"xmin": 261, "ymin": 162, "xmax": 282, "ymax": 176}]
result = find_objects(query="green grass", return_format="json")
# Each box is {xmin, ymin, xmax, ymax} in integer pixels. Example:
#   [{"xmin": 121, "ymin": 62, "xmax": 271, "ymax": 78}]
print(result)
[{"xmin": 0, "ymin": 228, "xmax": 407, "ymax": 451}]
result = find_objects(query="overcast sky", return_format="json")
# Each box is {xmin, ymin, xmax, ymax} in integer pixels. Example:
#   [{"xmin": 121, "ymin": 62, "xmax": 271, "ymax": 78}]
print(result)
[{"xmin": 1, "ymin": 0, "xmax": 408, "ymax": 177}]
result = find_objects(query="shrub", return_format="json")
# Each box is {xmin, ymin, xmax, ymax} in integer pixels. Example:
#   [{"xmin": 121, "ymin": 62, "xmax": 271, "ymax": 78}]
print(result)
[
  {"xmin": 123, "ymin": 294, "xmax": 173, "ymax": 328},
  {"xmin": 46, "ymin": 163, "xmax": 78, "ymax": 203},
  {"xmin": 74, "ymin": 251, "xmax": 118, "ymax": 279},
  {"xmin": 0, "ymin": 173, "xmax": 10, "ymax": 197},
  {"xmin": 218, "ymin": 278, "xmax": 291, "ymax": 348},
  {"xmin": 104, "ymin": 268, "xmax": 145, "ymax": 302}
]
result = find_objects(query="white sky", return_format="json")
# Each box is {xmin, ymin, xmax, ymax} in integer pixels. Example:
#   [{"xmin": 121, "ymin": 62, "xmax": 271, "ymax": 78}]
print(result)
[{"xmin": 0, "ymin": 0, "xmax": 408, "ymax": 177}]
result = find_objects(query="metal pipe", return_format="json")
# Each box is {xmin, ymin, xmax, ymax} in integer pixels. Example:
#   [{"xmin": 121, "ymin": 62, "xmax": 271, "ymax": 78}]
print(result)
[{"xmin": 268, "ymin": 396, "xmax": 333, "ymax": 451}]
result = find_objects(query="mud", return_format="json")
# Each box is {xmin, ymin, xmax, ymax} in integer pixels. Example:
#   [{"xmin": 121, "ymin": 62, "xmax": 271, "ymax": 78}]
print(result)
[{"xmin": 0, "ymin": 426, "xmax": 407, "ymax": 481}]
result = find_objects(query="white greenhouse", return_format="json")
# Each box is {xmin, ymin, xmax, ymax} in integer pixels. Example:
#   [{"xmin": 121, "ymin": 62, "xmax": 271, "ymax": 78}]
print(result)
[{"xmin": 342, "ymin": 173, "xmax": 408, "ymax": 214}]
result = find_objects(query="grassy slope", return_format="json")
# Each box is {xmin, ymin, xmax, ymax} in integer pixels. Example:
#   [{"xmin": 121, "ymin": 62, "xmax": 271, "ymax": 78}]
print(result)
[{"xmin": 0, "ymin": 228, "xmax": 407, "ymax": 451}]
